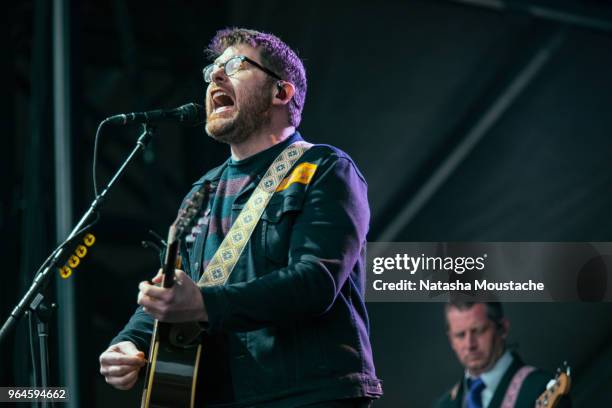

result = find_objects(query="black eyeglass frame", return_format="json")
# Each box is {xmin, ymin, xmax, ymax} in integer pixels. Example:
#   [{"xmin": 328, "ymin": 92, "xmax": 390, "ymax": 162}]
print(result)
[{"xmin": 203, "ymin": 55, "xmax": 283, "ymax": 83}]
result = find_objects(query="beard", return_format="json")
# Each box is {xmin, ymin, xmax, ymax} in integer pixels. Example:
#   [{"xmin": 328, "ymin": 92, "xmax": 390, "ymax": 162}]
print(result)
[{"xmin": 205, "ymin": 82, "xmax": 272, "ymax": 144}]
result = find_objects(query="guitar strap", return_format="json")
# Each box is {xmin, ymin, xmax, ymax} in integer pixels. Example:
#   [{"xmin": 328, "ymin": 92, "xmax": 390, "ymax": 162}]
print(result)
[
  {"xmin": 197, "ymin": 141, "xmax": 312, "ymax": 287},
  {"xmin": 500, "ymin": 366, "xmax": 536, "ymax": 408}
]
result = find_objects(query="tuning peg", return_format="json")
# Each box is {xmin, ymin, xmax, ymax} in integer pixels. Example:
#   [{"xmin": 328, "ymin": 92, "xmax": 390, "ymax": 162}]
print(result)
[{"xmin": 147, "ymin": 229, "xmax": 167, "ymax": 247}]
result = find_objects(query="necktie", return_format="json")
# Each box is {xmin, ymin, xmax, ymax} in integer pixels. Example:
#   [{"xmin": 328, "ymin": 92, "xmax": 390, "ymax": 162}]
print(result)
[{"xmin": 467, "ymin": 377, "xmax": 486, "ymax": 408}]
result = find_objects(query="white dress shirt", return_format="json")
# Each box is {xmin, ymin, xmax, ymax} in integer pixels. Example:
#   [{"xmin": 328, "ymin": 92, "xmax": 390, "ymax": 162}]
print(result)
[{"xmin": 464, "ymin": 350, "xmax": 513, "ymax": 408}]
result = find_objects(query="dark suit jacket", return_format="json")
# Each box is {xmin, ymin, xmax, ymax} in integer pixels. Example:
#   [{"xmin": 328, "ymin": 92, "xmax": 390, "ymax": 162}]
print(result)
[{"xmin": 434, "ymin": 354, "xmax": 571, "ymax": 408}]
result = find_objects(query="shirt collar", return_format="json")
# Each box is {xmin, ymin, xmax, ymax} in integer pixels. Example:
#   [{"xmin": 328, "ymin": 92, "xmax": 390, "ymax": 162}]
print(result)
[{"xmin": 465, "ymin": 350, "xmax": 513, "ymax": 393}]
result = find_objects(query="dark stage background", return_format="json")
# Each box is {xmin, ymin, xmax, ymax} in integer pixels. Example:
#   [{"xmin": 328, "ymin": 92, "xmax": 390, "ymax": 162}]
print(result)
[{"xmin": 3, "ymin": 0, "xmax": 612, "ymax": 407}]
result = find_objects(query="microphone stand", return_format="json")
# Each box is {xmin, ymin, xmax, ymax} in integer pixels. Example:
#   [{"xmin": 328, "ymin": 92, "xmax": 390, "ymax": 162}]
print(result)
[
  {"xmin": 0, "ymin": 123, "xmax": 155, "ymax": 388},
  {"xmin": 27, "ymin": 293, "xmax": 55, "ymax": 408}
]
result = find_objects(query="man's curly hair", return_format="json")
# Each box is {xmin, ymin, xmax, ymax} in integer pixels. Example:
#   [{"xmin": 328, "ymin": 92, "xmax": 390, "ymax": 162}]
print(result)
[{"xmin": 206, "ymin": 28, "xmax": 307, "ymax": 127}]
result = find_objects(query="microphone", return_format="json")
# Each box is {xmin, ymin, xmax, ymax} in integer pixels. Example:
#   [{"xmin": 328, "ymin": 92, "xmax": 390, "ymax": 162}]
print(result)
[{"xmin": 104, "ymin": 103, "xmax": 203, "ymax": 126}]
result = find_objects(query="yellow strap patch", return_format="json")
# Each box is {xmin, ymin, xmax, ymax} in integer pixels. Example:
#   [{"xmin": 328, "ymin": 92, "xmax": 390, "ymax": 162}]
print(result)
[{"xmin": 276, "ymin": 162, "xmax": 318, "ymax": 192}]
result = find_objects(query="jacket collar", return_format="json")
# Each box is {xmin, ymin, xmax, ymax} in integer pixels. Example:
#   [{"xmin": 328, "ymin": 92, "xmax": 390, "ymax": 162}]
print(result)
[{"xmin": 192, "ymin": 161, "xmax": 227, "ymax": 185}]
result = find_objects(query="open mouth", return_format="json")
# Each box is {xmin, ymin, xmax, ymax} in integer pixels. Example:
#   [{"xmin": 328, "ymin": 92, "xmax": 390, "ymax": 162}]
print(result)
[{"xmin": 211, "ymin": 89, "xmax": 235, "ymax": 114}]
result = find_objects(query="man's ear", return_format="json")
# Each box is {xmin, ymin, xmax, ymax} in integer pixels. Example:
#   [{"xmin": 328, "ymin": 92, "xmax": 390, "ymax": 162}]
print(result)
[{"xmin": 272, "ymin": 81, "xmax": 295, "ymax": 106}]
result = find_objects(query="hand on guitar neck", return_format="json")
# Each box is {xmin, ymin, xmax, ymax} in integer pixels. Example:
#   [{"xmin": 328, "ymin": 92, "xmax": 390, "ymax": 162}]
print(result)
[{"xmin": 137, "ymin": 268, "xmax": 208, "ymax": 323}]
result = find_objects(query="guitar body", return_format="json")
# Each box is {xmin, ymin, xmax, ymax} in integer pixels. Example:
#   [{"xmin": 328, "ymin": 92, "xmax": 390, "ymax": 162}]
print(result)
[{"xmin": 141, "ymin": 321, "xmax": 202, "ymax": 408}]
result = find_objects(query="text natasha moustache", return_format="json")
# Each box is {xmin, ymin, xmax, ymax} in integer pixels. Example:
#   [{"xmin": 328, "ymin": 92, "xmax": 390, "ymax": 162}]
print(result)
[{"xmin": 372, "ymin": 279, "xmax": 545, "ymax": 291}]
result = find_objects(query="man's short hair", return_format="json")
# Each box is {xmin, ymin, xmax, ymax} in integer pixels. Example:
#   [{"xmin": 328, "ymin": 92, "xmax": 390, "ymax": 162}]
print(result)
[
  {"xmin": 206, "ymin": 27, "xmax": 307, "ymax": 127},
  {"xmin": 445, "ymin": 301, "xmax": 505, "ymax": 330}
]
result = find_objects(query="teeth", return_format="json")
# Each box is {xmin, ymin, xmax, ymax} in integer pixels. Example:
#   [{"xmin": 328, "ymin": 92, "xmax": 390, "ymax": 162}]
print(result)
[
  {"xmin": 211, "ymin": 90, "xmax": 231, "ymax": 104},
  {"xmin": 211, "ymin": 90, "xmax": 230, "ymax": 99},
  {"xmin": 213, "ymin": 105, "xmax": 233, "ymax": 114}
]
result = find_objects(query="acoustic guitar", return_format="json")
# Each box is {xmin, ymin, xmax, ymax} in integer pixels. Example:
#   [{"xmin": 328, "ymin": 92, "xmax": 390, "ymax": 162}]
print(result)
[
  {"xmin": 141, "ymin": 185, "xmax": 208, "ymax": 408},
  {"xmin": 535, "ymin": 362, "xmax": 571, "ymax": 408}
]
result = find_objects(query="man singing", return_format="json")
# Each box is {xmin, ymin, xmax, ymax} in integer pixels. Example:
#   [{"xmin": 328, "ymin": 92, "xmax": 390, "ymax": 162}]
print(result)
[{"xmin": 99, "ymin": 28, "xmax": 382, "ymax": 407}]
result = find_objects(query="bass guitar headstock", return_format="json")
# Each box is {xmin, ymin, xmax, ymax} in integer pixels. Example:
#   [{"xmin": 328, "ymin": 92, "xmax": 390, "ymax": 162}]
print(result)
[{"xmin": 535, "ymin": 362, "xmax": 571, "ymax": 408}]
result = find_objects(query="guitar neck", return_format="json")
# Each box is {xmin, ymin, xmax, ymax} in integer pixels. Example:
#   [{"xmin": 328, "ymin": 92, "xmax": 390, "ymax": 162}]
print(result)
[
  {"xmin": 161, "ymin": 226, "xmax": 180, "ymax": 289},
  {"xmin": 159, "ymin": 185, "xmax": 208, "ymax": 290}
]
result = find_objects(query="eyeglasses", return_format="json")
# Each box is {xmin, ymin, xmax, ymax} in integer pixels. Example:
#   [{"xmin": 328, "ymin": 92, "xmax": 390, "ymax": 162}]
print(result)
[{"xmin": 202, "ymin": 55, "xmax": 282, "ymax": 83}]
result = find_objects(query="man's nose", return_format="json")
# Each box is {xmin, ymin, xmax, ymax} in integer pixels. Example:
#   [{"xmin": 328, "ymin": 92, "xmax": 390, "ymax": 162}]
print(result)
[
  {"xmin": 211, "ymin": 64, "xmax": 228, "ymax": 84},
  {"xmin": 466, "ymin": 332, "xmax": 478, "ymax": 348}
]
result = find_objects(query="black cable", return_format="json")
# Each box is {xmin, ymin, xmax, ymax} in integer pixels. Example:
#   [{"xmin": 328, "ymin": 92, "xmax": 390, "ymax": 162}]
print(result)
[{"xmin": 92, "ymin": 120, "xmax": 109, "ymax": 198}]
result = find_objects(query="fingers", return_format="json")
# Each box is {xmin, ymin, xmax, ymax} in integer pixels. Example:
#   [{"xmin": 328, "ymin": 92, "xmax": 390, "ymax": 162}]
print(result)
[
  {"xmin": 138, "ymin": 269, "xmax": 187, "ymax": 301},
  {"xmin": 138, "ymin": 269, "xmax": 189, "ymax": 312},
  {"xmin": 137, "ymin": 280, "xmax": 172, "ymax": 315},
  {"xmin": 138, "ymin": 280, "xmax": 169, "ymax": 301},
  {"xmin": 138, "ymin": 269, "xmax": 197, "ymax": 321},
  {"xmin": 151, "ymin": 269, "xmax": 163, "ymax": 284},
  {"xmin": 99, "ymin": 342, "xmax": 146, "ymax": 367},
  {"xmin": 100, "ymin": 350, "xmax": 146, "ymax": 367},
  {"xmin": 99, "ymin": 342, "xmax": 145, "ymax": 391},
  {"xmin": 100, "ymin": 363, "xmax": 139, "ymax": 377},
  {"xmin": 151, "ymin": 269, "xmax": 187, "ymax": 285},
  {"xmin": 114, "ymin": 341, "xmax": 143, "ymax": 357},
  {"xmin": 104, "ymin": 368, "xmax": 140, "ymax": 390},
  {"xmin": 137, "ymin": 286, "xmax": 169, "ymax": 318},
  {"xmin": 174, "ymin": 269, "xmax": 188, "ymax": 280}
]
